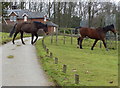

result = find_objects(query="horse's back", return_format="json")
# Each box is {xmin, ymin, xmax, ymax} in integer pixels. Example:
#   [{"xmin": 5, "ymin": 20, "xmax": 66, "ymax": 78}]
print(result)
[
  {"xmin": 79, "ymin": 27, "xmax": 101, "ymax": 39},
  {"xmin": 16, "ymin": 22, "xmax": 36, "ymax": 33},
  {"xmin": 79, "ymin": 27, "xmax": 94, "ymax": 36},
  {"xmin": 22, "ymin": 22, "xmax": 36, "ymax": 33}
]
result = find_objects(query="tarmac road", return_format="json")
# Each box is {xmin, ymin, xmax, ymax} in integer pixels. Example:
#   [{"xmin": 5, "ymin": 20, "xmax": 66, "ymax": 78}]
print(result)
[{"xmin": 1, "ymin": 37, "xmax": 53, "ymax": 86}]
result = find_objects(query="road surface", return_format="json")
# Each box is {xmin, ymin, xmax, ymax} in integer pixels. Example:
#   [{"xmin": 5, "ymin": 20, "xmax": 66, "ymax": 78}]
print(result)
[{"xmin": 1, "ymin": 37, "xmax": 53, "ymax": 86}]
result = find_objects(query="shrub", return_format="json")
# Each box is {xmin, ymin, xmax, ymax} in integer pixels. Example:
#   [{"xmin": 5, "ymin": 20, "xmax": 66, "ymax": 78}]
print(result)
[{"xmin": 2, "ymin": 23, "xmax": 13, "ymax": 33}]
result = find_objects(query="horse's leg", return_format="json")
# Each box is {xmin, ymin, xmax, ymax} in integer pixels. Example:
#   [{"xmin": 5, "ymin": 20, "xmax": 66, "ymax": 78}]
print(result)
[
  {"xmin": 33, "ymin": 33, "xmax": 38, "ymax": 44},
  {"xmin": 77, "ymin": 37, "xmax": 79, "ymax": 45},
  {"xmin": 80, "ymin": 37, "xmax": 83, "ymax": 49},
  {"xmin": 20, "ymin": 31, "xmax": 25, "ymax": 45},
  {"xmin": 12, "ymin": 32, "xmax": 19, "ymax": 44},
  {"xmin": 77, "ymin": 37, "xmax": 80, "ymax": 48},
  {"xmin": 91, "ymin": 39, "xmax": 98, "ymax": 50},
  {"xmin": 102, "ymin": 39, "xmax": 108, "ymax": 51},
  {"xmin": 31, "ymin": 34, "xmax": 34, "ymax": 44}
]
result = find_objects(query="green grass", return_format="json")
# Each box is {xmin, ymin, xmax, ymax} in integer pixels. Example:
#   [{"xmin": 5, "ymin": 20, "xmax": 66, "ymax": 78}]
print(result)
[
  {"xmin": 36, "ymin": 35, "xmax": 118, "ymax": 86},
  {"xmin": 0, "ymin": 32, "xmax": 30, "ymax": 45}
]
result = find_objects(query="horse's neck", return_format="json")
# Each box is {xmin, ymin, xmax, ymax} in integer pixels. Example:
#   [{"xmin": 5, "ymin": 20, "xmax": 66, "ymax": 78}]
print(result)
[
  {"xmin": 35, "ymin": 24, "xmax": 42, "ymax": 29},
  {"xmin": 100, "ymin": 28, "xmax": 109, "ymax": 34}
]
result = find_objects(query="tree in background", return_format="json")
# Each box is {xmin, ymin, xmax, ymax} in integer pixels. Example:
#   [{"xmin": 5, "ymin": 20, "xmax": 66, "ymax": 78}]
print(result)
[
  {"xmin": 0, "ymin": 2, "xmax": 2, "ymax": 16},
  {"xmin": 2, "ymin": 1, "xmax": 119, "ymax": 30},
  {"xmin": 2, "ymin": 2, "xmax": 11, "ymax": 17}
]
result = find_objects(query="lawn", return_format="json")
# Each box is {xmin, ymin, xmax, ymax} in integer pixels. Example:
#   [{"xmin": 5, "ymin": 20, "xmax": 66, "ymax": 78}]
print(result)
[
  {"xmin": 0, "ymin": 32, "xmax": 30, "ymax": 45},
  {"xmin": 35, "ymin": 35, "xmax": 118, "ymax": 86}
]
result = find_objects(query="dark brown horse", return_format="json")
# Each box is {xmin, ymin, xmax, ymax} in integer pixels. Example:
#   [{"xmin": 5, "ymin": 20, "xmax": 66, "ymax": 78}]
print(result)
[
  {"xmin": 9, "ymin": 21, "xmax": 48, "ymax": 44},
  {"xmin": 77, "ymin": 24, "xmax": 117, "ymax": 50}
]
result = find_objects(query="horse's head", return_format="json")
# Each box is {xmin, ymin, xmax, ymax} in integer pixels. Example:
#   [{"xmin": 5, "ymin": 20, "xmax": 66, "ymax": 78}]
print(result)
[
  {"xmin": 33, "ymin": 21, "xmax": 49, "ymax": 35},
  {"xmin": 109, "ymin": 24, "xmax": 117, "ymax": 35},
  {"xmin": 43, "ymin": 24, "xmax": 49, "ymax": 35}
]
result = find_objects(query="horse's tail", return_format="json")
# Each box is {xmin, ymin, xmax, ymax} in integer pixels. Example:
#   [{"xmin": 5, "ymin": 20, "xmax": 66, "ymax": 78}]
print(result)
[{"xmin": 9, "ymin": 23, "xmax": 17, "ymax": 37}]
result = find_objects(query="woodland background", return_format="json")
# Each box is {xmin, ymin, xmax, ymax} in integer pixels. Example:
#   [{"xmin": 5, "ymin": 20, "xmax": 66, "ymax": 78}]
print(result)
[{"xmin": 1, "ymin": 1, "xmax": 120, "ymax": 33}]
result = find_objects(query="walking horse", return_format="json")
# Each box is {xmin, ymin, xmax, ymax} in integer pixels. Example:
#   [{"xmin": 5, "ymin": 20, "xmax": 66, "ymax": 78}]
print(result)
[
  {"xmin": 76, "ymin": 24, "xmax": 117, "ymax": 51},
  {"xmin": 9, "ymin": 21, "xmax": 48, "ymax": 45}
]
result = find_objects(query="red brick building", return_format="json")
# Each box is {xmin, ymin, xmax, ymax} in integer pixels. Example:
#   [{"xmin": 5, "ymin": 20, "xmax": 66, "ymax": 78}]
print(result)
[{"xmin": 5, "ymin": 6, "xmax": 58, "ymax": 33}]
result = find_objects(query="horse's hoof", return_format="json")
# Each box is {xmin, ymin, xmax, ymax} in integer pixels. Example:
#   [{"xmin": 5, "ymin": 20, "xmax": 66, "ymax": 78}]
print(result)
[{"xmin": 91, "ymin": 48, "xmax": 93, "ymax": 50}]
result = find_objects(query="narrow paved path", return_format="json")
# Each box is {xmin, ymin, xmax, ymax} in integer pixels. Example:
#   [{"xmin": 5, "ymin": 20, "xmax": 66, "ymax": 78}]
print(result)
[{"xmin": 2, "ymin": 37, "xmax": 53, "ymax": 86}]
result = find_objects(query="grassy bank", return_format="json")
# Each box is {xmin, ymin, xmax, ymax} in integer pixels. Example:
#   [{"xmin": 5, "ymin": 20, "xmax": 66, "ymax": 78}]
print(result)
[
  {"xmin": 0, "ymin": 32, "xmax": 30, "ymax": 45},
  {"xmin": 36, "ymin": 35, "xmax": 118, "ymax": 86}
]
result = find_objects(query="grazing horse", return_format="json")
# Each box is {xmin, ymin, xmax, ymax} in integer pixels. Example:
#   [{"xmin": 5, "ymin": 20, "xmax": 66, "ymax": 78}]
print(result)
[
  {"xmin": 77, "ymin": 24, "xmax": 117, "ymax": 50},
  {"xmin": 9, "ymin": 21, "xmax": 48, "ymax": 45}
]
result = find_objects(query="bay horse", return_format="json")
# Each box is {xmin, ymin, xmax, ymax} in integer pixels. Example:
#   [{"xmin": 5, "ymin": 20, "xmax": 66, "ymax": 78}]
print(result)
[
  {"xmin": 9, "ymin": 21, "xmax": 48, "ymax": 45},
  {"xmin": 77, "ymin": 24, "xmax": 117, "ymax": 51}
]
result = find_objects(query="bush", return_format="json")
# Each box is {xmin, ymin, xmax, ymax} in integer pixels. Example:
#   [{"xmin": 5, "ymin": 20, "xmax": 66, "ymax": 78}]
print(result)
[
  {"xmin": 2, "ymin": 23, "xmax": 13, "ymax": 33},
  {"xmin": 59, "ymin": 28, "xmax": 74, "ymax": 34}
]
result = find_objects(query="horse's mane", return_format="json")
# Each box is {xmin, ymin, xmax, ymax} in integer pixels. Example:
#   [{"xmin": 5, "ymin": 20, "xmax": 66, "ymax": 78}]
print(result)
[
  {"xmin": 33, "ymin": 21, "xmax": 45, "ymax": 25},
  {"xmin": 95, "ymin": 24, "xmax": 114, "ymax": 32},
  {"xmin": 102, "ymin": 24, "xmax": 114, "ymax": 30},
  {"xmin": 75, "ymin": 26, "xmax": 82, "ymax": 29}
]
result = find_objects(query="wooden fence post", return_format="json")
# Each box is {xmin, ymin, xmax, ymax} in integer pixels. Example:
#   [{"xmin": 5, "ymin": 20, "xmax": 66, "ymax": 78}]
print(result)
[
  {"xmin": 115, "ymin": 33, "xmax": 118, "ymax": 49},
  {"xmin": 63, "ymin": 64, "xmax": 67, "ymax": 73},
  {"xmin": 75, "ymin": 74, "xmax": 79, "ymax": 84},
  {"xmin": 50, "ymin": 52, "xmax": 53, "ymax": 58},
  {"xmin": 42, "ymin": 39, "xmax": 44, "ymax": 46},
  {"xmin": 71, "ymin": 30, "xmax": 73, "ymax": 44},
  {"xmin": 100, "ymin": 40, "xmax": 102, "ymax": 48},
  {"xmin": 43, "ymin": 42, "xmax": 45, "ymax": 48},
  {"xmin": 63, "ymin": 30, "xmax": 66, "ymax": 44},
  {"xmin": 51, "ymin": 33, "xmax": 53, "ymax": 44},
  {"xmin": 46, "ymin": 48, "xmax": 49, "ymax": 54},
  {"xmin": 54, "ymin": 57, "xmax": 58, "ymax": 64},
  {"xmin": 56, "ymin": 28, "xmax": 58, "ymax": 45},
  {"xmin": 109, "ymin": 34, "xmax": 112, "ymax": 49},
  {"xmin": 43, "ymin": 44, "xmax": 46, "ymax": 50}
]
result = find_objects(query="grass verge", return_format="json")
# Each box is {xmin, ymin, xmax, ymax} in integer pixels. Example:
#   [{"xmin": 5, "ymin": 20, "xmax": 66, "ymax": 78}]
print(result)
[
  {"xmin": 0, "ymin": 32, "xmax": 30, "ymax": 45},
  {"xmin": 35, "ymin": 35, "xmax": 118, "ymax": 86}
]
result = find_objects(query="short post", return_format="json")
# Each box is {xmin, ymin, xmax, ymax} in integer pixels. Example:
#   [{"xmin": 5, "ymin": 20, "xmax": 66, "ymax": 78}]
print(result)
[
  {"xmin": 43, "ymin": 43, "xmax": 45, "ymax": 48},
  {"xmin": 42, "ymin": 39, "xmax": 44, "ymax": 46},
  {"xmin": 63, "ymin": 64, "xmax": 67, "ymax": 73},
  {"xmin": 46, "ymin": 48, "xmax": 49, "ymax": 54},
  {"xmin": 100, "ymin": 40, "xmax": 102, "ymax": 48},
  {"xmin": 56, "ymin": 28, "xmax": 58, "ymax": 45},
  {"xmin": 63, "ymin": 30, "xmax": 66, "ymax": 44},
  {"xmin": 44, "ymin": 45, "xmax": 46, "ymax": 50},
  {"xmin": 75, "ymin": 74, "xmax": 79, "ymax": 84},
  {"xmin": 51, "ymin": 33, "xmax": 53, "ymax": 44},
  {"xmin": 54, "ymin": 57, "xmax": 58, "ymax": 64},
  {"xmin": 115, "ymin": 33, "xmax": 118, "ymax": 49},
  {"xmin": 43, "ymin": 36, "xmax": 45, "ymax": 41},
  {"xmin": 50, "ymin": 52, "xmax": 53, "ymax": 58},
  {"xmin": 71, "ymin": 30, "xmax": 73, "ymax": 44}
]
